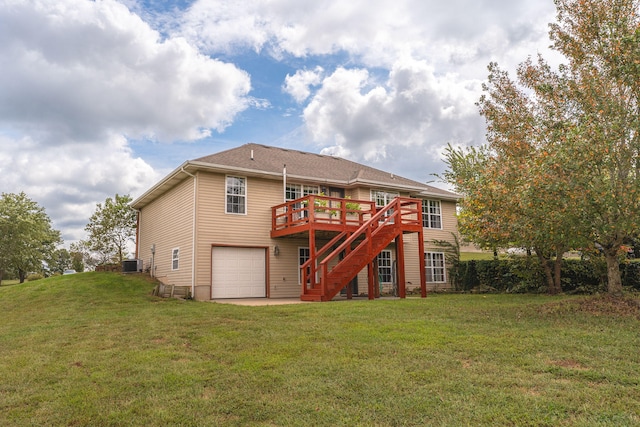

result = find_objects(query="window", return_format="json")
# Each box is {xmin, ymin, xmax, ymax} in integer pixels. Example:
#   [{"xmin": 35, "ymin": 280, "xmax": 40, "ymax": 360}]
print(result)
[
  {"xmin": 286, "ymin": 183, "xmax": 319, "ymax": 201},
  {"xmin": 372, "ymin": 190, "xmax": 399, "ymax": 221},
  {"xmin": 226, "ymin": 176, "xmax": 246, "ymax": 214},
  {"xmin": 298, "ymin": 247, "xmax": 310, "ymax": 284},
  {"xmin": 171, "ymin": 248, "xmax": 179, "ymax": 270},
  {"xmin": 372, "ymin": 190, "xmax": 399, "ymax": 208},
  {"xmin": 287, "ymin": 184, "xmax": 319, "ymax": 218},
  {"xmin": 377, "ymin": 250, "xmax": 393, "ymax": 283},
  {"xmin": 425, "ymin": 252, "xmax": 445, "ymax": 282},
  {"xmin": 422, "ymin": 200, "xmax": 442, "ymax": 229}
]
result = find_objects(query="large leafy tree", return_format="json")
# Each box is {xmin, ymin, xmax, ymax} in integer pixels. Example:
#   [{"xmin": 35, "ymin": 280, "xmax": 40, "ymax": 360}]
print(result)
[
  {"xmin": 84, "ymin": 194, "xmax": 137, "ymax": 265},
  {"xmin": 548, "ymin": 0, "xmax": 640, "ymax": 295},
  {"xmin": 0, "ymin": 192, "xmax": 61, "ymax": 284},
  {"xmin": 445, "ymin": 0, "xmax": 639, "ymax": 295}
]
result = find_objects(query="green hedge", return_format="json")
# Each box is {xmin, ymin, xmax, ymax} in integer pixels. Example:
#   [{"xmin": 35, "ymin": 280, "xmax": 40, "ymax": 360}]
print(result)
[{"xmin": 457, "ymin": 258, "xmax": 640, "ymax": 293}]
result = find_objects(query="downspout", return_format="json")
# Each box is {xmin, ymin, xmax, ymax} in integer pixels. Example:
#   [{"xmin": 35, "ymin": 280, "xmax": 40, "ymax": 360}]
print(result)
[
  {"xmin": 181, "ymin": 167, "xmax": 197, "ymax": 298},
  {"xmin": 283, "ymin": 164, "xmax": 287, "ymax": 203},
  {"xmin": 133, "ymin": 208, "xmax": 140, "ymax": 260}
]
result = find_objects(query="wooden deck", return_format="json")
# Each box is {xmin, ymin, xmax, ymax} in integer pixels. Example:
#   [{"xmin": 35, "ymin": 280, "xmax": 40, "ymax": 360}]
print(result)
[{"xmin": 272, "ymin": 196, "xmax": 427, "ymax": 302}]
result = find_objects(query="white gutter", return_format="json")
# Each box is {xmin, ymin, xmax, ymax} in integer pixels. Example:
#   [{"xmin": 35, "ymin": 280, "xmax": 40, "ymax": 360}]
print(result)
[{"xmin": 180, "ymin": 167, "xmax": 197, "ymax": 298}]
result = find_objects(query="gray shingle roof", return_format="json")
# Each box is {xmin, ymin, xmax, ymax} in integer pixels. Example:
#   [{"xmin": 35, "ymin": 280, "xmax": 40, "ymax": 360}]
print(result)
[
  {"xmin": 132, "ymin": 143, "xmax": 457, "ymax": 209},
  {"xmin": 194, "ymin": 143, "xmax": 457, "ymax": 198}
]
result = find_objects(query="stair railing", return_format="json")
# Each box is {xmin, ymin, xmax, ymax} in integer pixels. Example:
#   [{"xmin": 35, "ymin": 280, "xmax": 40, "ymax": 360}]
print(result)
[
  {"xmin": 317, "ymin": 198, "xmax": 401, "ymax": 296},
  {"xmin": 300, "ymin": 231, "xmax": 348, "ymax": 295},
  {"xmin": 318, "ymin": 197, "xmax": 423, "ymax": 299}
]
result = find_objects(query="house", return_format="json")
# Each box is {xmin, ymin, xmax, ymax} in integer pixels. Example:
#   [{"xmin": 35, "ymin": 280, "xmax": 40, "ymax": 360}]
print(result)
[{"xmin": 131, "ymin": 143, "xmax": 459, "ymax": 301}]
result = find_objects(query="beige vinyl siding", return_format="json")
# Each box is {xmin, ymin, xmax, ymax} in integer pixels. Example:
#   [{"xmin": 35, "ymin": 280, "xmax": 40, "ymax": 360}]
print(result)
[
  {"xmin": 136, "ymin": 176, "xmax": 194, "ymax": 288},
  {"xmin": 194, "ymin": 172, "xmax": 299, "ymax": 299},
  {"xmin": 403, "ymin": 200, "xmax": 458, "ymax": 291},
  {"xmin": 422, "ymin": 199, "xmax": 457, "ymax": 241},
  {"xmin": 269, "ymin": 238, "xmax": 309, "ymax": 298},
  {"xmin": 349, "ymin": 187, "xmax": 372, "ymax": 202}
]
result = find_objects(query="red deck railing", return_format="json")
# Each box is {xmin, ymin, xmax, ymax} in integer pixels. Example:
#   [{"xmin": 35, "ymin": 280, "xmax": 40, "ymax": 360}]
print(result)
[{"xmin": 271, "ymin": 195, "xmax": 377, "ymax": 237}]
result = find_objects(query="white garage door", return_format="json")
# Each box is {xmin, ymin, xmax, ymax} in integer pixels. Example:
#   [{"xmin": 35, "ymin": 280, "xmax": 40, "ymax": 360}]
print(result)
[{"xmin": 211, "ymin": 247, "xmax": 266, "ymax": 298}]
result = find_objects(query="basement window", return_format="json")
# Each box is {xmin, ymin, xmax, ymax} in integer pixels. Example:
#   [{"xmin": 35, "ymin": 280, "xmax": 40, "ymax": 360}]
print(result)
[{"xmin": 172, "ymin": 248, "xmax": 179, "ymax": 270}]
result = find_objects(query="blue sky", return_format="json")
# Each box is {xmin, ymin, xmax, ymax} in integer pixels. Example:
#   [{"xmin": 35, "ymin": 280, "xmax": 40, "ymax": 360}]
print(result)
[{"xmin": 0, "ymin": 0, "xmax": 558, "ymax": 244}]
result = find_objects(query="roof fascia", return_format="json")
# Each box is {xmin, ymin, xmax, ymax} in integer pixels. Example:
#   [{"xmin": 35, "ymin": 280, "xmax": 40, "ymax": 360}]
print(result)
[{"xmin": 130, "ymin": 161, "xmax": 192, "ymax": 209}]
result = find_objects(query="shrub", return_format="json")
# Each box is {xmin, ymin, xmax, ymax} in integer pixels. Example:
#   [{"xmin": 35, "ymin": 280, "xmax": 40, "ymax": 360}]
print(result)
[
  {"xmin": 26, "ymin": 273, "xmax": 44, "ymax": 281},
  {"xmin": 458, "ymin": 257, "xmax": 639, "ymax": 294}
]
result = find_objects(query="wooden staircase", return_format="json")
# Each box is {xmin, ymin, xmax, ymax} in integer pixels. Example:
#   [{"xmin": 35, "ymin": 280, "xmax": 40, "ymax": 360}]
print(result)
[{"xmin": 300, "ymin": 198, "xmax": 424, "ymax": 301}]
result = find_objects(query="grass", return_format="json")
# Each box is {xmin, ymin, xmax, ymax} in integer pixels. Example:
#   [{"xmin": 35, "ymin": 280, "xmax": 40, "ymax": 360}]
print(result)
[
  {"xmin": 1, "ymin": 273, "xmax": 639, "ymax": 426},
  {"xmin": 460, "ymin": 251, "xmax": 498, "ymax": 261}
]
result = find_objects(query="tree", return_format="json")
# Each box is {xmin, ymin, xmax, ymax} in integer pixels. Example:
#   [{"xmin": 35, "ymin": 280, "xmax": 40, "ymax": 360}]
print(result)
[
  {"xmin": 547, "ymin": 0, "xmax": 640, "ymax": 295},
  {"xmin": 444, "ymin": 0, "xmax": 640, "ymax": 295},
  {"xmin": 70, "ymin": 249, "xmax": 85, "ymax": 273},
  {"xmin": 48, "ymin": 248, "xmax": 72, "ymax": 275},
  {"xmin": 69, "ymin": 240, "xmax": 97, "ymax": 271},
  {"xmin": 84, "ymin": 194, "xmax": 136, "ymax": 265},
  {"xmin": 0, "ymin": 192, "xmax": 61, "ymax": 284}
]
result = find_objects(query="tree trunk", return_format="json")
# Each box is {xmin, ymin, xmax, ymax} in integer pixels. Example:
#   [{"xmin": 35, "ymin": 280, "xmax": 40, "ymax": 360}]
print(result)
[
  {"xmin": 18, "ymin": 269, "xmax": 26, "ymax": 284},
  {"xmin": 604, "ymin": 249, "xmax": 624, "ymax": 296},
  {"xmin": 535, "ymin": 251, "xmax": 556, "ymax": 294},
  {"xmin": 552, "ymin": 250, "xmax": 564, "ymax": 295}
]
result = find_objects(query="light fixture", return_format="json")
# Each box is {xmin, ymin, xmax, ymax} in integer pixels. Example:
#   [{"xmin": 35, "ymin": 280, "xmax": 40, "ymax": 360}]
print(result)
[{"xmin": 274, "ymin": 245, "xmax": 280, "ymax": 256}]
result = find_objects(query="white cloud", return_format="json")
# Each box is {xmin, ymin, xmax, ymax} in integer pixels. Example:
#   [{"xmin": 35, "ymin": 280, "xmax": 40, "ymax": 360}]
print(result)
[
  {"xmin": 304, "ymin": 59, "xmax": 483, "ymax": 167},
  {"xmin": 0, "ymin": 133, "xmax": 159, "ymax": 243},
  {"xmin": 0, "ymin": 0, "xmax": 252, "ymax": 143},
  {"xmin": 282, "ymin": 66, "xmax": 324, "ymax": 103},
  {"xmin": 178, "ymin": 0, "xmax": 555, "ymax": 70}
]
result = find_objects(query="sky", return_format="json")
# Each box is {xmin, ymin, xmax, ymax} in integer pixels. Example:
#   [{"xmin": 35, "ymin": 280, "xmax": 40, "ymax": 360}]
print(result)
[{"xmin": 0, "ymin": 0, "xmax": 559, "ymax": 245}]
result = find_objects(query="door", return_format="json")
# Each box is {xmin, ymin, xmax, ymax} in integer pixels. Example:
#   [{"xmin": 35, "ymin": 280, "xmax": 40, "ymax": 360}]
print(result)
[{"xmin": 211, "ymin": 247, "xmax": 266, "ymax": 298}]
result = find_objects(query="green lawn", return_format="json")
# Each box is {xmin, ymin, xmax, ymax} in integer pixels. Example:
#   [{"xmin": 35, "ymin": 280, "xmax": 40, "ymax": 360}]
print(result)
[
  {"xmin": 460, "ymin": 251, "xmax": 498, "ymax": 261},
  {"xmin": 1, "ymin": 273, "xmax": 639, "ymax": 426}
]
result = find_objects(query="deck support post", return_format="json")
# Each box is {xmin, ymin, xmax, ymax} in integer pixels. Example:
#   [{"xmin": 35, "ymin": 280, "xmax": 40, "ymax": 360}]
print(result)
[
  {"xmin": 345, "ymin": 233, "xmax": 353, "ymax": 299},
  {"xmin": 309, "ymin": 228, "xmax": 317, "ymax": 291},
  {"xmin": 395, "ymin": 233, "xmax": 406, "ymax": 298},
  {"xmin": 417, "ymin": 228, "xmax": 427, "ymax": 298},
  {"xmin": 367, "ymin": 261, "xmax": 375, "ymax": 300}
]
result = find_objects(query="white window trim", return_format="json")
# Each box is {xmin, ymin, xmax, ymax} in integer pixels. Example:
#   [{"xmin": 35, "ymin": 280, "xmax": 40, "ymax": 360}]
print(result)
[
  {"xmin": 225, "ymin": 175, "xmax": 247, "ymax": 215},
  {"xmin": 286, "ymin": 183, "xmax": 320, "ymax": 201},
  {"xmin": 171, "ymin": 247, "xmax": 180, "ymax": 271},
  {"xmin": 422, "ymin": 199, "xmax": 443, "ymax": 230},
  {"xmin": 371, "ymin": 190, "xmax": 399, "ymax": 207},
  {"xmin": 425, "ymin": 252, "xmax": 446, "ymax": 283},
  {"xmin": 377, "ymin": 250, "xmax": 393, "ymax": 284},
  {"xmin": 298, "ymin": 246, "xmax": 310, "ymax": 284}
]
